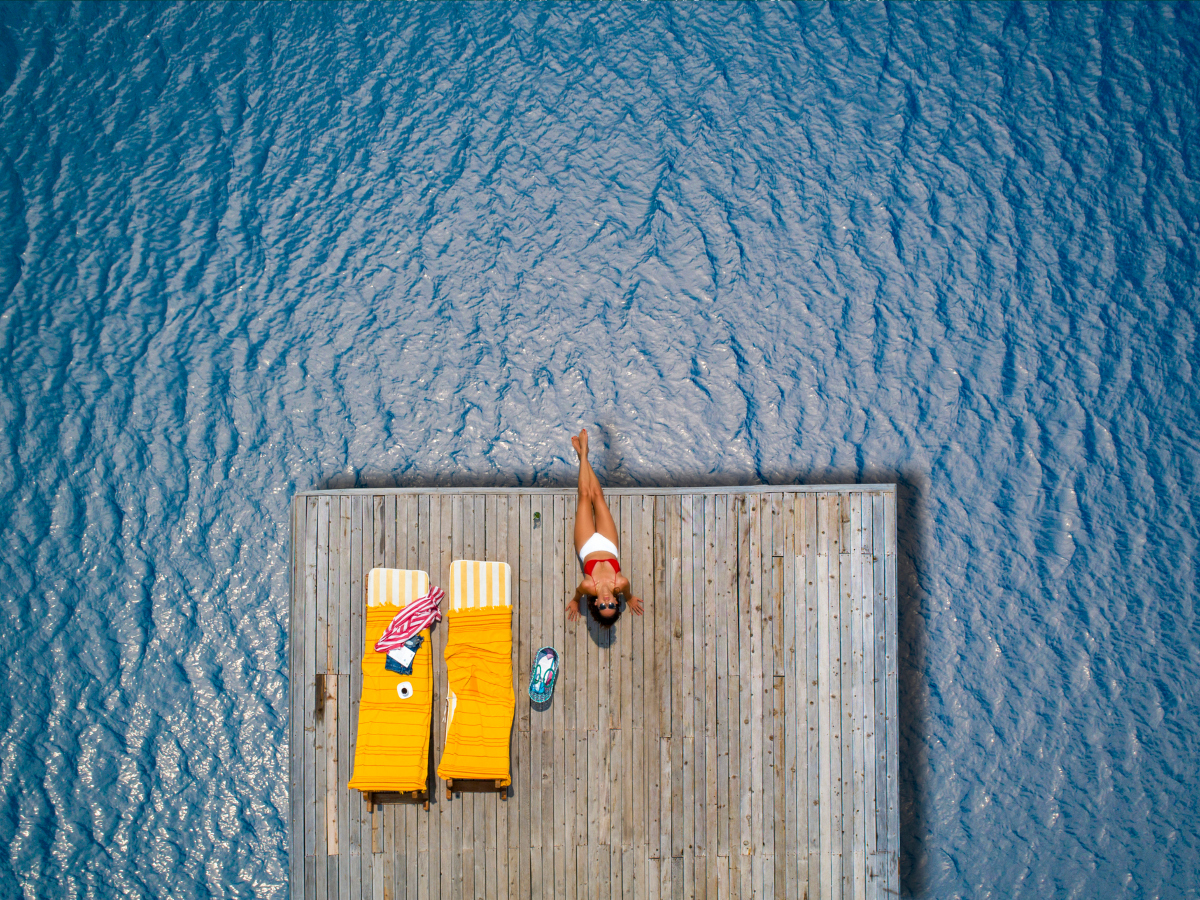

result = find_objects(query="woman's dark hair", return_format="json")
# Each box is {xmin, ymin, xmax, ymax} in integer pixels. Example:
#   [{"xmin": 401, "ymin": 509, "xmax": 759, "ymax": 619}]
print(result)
[{"xmin": 586, "ymin": 592, "xmax": 625, "ymax": 629}]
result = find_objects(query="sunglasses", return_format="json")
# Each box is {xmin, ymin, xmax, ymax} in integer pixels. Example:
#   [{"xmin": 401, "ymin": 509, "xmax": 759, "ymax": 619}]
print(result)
[{"xmin": 596, "ymin": 600, "xmax": 618, "ymax": 611}]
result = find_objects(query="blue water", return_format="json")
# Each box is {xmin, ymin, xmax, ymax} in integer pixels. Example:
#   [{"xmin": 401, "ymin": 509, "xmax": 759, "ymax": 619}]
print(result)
[{"xmin": 1, "ymin": 2, "xmax": 1198, "ymax": 897}]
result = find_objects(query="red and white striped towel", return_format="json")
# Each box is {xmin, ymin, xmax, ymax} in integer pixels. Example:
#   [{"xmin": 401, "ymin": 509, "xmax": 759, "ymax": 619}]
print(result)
[{"xmin": 374, "ymin": 585, "xmax": 444, "ymax": 652}]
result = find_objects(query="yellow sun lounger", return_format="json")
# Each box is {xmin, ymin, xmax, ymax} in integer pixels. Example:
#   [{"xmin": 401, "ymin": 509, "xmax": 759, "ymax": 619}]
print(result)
[
  {"xmin": 436, "ymin": 560, "xmax": 515, "ymax": 797},
  {"xmin": 348, "ymin": 568, "xmax": 434, "ymax": 806}
]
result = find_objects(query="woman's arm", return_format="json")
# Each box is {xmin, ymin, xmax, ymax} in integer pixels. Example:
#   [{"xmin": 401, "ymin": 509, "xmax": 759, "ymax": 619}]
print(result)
[
  {"xmin": 617, "ymin": 574, "xmax": 644, "ymax": 616},
  {"xmin": 567, "ymin": 584, "xmax": 589, "ymax": 622}
]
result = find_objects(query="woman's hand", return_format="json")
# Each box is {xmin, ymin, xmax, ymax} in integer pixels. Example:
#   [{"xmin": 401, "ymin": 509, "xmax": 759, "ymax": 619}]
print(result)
[
  {"xmin": 566, "ymin": 597, "xmax": 581, "ymax": 622},
  {"xmin": 627, "ymin": 594, "xmax": 644, "ymax": 616}
]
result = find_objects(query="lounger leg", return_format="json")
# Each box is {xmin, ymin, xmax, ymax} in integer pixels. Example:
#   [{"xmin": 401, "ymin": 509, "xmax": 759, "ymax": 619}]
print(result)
[{"xmin": 446, "ymin": 779, "xmax": 453, "ymax": 800}]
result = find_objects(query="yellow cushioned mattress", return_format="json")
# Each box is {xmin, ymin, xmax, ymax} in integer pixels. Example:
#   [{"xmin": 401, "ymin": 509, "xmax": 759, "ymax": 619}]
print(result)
[
  {"xmin": 436, "ymin": 560, "xmax": 514, "ymax": 785},
  {"xmin": 347, "ymin": 568, "xmax": 433, "ymax": 794}
]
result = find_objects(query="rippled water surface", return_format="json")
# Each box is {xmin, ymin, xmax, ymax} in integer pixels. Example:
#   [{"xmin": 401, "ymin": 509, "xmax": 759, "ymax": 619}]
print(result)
[{"xmin": 1, "ymin": 2, "xmax": 1198, "ymax": 897}]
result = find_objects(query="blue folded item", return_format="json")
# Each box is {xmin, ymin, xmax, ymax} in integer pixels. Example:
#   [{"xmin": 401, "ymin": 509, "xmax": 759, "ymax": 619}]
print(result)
[{"xmin": 385, "ymin": 634, "xmax": 424, "ymax": 675}]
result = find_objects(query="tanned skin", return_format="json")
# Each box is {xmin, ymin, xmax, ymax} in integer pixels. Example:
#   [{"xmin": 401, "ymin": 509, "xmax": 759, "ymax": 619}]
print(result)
[{"xmin": 566, "ymin": 428, "xmax": 644, "ymax": 623}]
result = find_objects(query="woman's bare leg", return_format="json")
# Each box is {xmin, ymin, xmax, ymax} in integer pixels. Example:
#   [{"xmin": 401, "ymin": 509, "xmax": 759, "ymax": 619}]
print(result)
[
  {"xmin": 573, "ymin": 431, "xmax": 596, "ymax": 554},
  {"xmin": 572, "ymin": 429, "xmax": 618, "ymax": 554}
]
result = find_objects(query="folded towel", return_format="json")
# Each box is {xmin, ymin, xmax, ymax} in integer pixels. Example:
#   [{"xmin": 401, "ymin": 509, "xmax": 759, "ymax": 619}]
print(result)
[{"xmin": 375, "ymin": 586, "xmax": 444, "ymax": 652}]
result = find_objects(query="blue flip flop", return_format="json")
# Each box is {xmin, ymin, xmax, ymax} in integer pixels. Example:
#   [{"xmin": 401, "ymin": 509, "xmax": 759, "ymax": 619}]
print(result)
[{"xmin": 528, "ymin": 647, "xmax": 559, "ymax": 703}]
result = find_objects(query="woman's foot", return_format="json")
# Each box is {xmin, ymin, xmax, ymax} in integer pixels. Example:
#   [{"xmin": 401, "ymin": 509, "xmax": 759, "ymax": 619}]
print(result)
[{"xmin": 571, "ymin": 428, "xmax": 589, "ymax": 460}]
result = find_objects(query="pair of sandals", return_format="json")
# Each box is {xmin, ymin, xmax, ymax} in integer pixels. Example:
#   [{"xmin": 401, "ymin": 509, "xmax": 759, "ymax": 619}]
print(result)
[{"xmin": 528, "ymin": 647, "xmax": 560, "ymax": 703}]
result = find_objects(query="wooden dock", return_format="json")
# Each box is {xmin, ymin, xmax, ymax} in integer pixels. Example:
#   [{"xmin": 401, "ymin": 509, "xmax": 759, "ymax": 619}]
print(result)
[{"xmin": 289, "ymin": 486, "xmax": 899, "ymax": 900}]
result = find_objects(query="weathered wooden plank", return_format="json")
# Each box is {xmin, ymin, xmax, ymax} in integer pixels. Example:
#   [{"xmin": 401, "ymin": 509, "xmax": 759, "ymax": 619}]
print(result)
[
  {"xmin": 610, "ymin": 727, "xmax": 625, "ymax": 900},
  {"xmin": 619, "ymin": 499, "xmax": 635, "ymax": 900},
  {"xmin": 772, "ymin": 674, "xmax": 786, "ymax": 900},
  {"xmin": 884, "ymin": 491, "xmax": 899, "ymax": 898},
  {"xmin": 849, "ymin": 493, "xmax": 866, "ymax": 900},
  {"xmin": 517, "ymin": 492, "xmax": 533, "ymax": 734},
  {"xmin": 508, "ymin": 496, "xmax": 523, "ymax": 900},
  {"xmin": 765, "ymin": 493, "xmax": 782, "ymax": 900},
  {"xmin": 632, "ymin": 496, "xmax": 650, "ymax": 898},
  {"xmin": 334, "ymin": 505, "xmax": 356, "ymax": 882},
  {"xmin": 802, "ymin": 493, "xmax": 820, "ymax": 900},
  {"xmin": 658, "ymin": 734, "xmax": 671, "ymax": 870},
  {"xmin": 595, "ymin": 728, "xmax": 611, "ymax": 859},
  {"xmin": 646, "ymin": 855, "xmax": 661, "ymax": 900},
  {"xmin": 870, "ymin": 493, "xmax": 886, "ymax": 900},
  {"xmin": 389, "ymin": 802, "xmax": 400, "ymax": 900},
  {"xmin": 328, "ymin": 853, "xmax": 339, "ymax": 900},
  {"xmin": 732, "ymin": 494, "xmax": 750, "ymax": 900},
  {"xmin": 746, "ymin": 494, "xmax": 764, "ymax": 900},
  {"xmin": 553, "ymin": 494, "xmax": 573, "ymax": 897},
  {"xmin": 695, "ymin": 498, "xmax": 708, "ymax": 900},
  {"xmin": 355, "ymin": 499, "xmax": 369, "ymax": 898},
  {"xmin": 382, "ymin": 811, "xmax": 391, "ymax": 900},
  {"xmin": 536, "ymin": 728, "xmax": 553, "ymax": 896},
  {"xmin": 305, "ymin": 496, "xmax": 322, "ymax": 879},
  {"xmin": 336, "ymin": 497, "xmax": 348, "ymax": 676},
  {"xmin": 713, "ymin": 494, "xmax": 729, "ymax": 865},
  {"xmin": 554, "ymin": 493, "xmax": 570, "ymax": 900},
  {"xmin": 529, "ymin": 495, "xmax": 545, "ymax": 898},
  {"xmin": 716, "ymin": 856, "xmax": 728, "ymax": 900},
  {"xmin": 290, "ymin": 499, "xmax": 307, "ymax": 900},
  {"xmin": 315, "ymin": 497, "xmax": 331, "ymax": 896},
  {"xmin": 516, "ymin": 495, "xmax": 532, "ymax": 900},
  {"xmin": 651, "ymin": 495, "xmax": 668, "ymax": 861},
  {"xmin": 679, "ymin": 493, "xmax": 695, "ymax": 885},
  {"xmin": 666, "ymin": 494, "xmax": 684, "ymax": 862},
  {"xmin": 345, "ymin": 497, "xmax": 358, "ymax": 676},
  {"xmin": 328, "ymin": 658, "xmax": 340, "ymax": 855},
  {"xmin": 840, "ymin": 495, "xmax": 855, "ymax": 900},
  {"xmin": 316, "ymin": 498, "xmax": 329, "ymax": 683},
  {"xmin": 576, "ymin": 732, "xmax": 588, "ymax": 900},
  {"xmin": 692, "ymin": 496, "xmax": 707, "ymax": 873},
  {"xmin": 698, "ymin": 494, "xmax": 714, "ymax": 900},
  {"xmin": 833, "ymin": 493, "xmax": 850, "ymax": 900},
  {"xmin": 856, "ymin": 494, "xmax": 877, "ymax": 900},
  {"xmin": 763, "ymin": 493, "xmax": 782, "ymax": 900},
  {"xmin": 542, "ymin": 497, "xmax": 557, "ymax": 896},
  {"xmin": 783, "ymin": 493, "xmax": 802, "ymax": 896},
  {"xmin": 505, "ymin": 493, "xmax": 521, "ymax": 900},
  {"xmin": 816, "ymin": 494, "xmax": 833, "ymax": 900},
  {"xmin": 590, "ymin": 842, "xmax": 608, "ymax": 900}
]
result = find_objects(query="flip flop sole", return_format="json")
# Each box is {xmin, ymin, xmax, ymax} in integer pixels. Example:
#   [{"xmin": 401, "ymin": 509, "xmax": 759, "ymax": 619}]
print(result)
[{"xmin": 528, "ymin": 646, "xmax": 559, "ymax": 702}]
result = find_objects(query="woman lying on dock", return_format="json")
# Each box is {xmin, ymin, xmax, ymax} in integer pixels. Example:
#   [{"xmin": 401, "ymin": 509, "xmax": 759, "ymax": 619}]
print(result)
[{"xmin": 567, "ymin": 428, "xmax": 644, "ymax": 628}]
